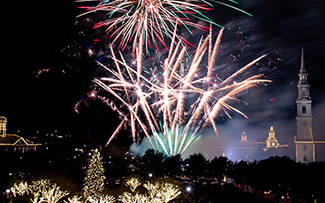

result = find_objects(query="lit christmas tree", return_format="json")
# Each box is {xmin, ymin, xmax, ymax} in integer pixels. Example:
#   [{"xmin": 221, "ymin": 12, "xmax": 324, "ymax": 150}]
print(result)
[{"xmin": 83, "ymin": 149, "xmax": 106, "ymax": 200}]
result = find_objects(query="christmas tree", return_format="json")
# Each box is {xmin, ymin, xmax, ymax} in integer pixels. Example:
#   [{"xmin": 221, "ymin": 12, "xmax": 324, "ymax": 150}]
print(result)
[{"xmin": 83, "ymin": 149, "xmax": 106, "ymax": 200}]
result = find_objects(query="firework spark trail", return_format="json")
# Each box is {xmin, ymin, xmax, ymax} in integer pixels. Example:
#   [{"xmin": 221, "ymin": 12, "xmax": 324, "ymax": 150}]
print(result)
[
  {"xmin": 95, "ymin": 27, "xmax": 270, "ymax": 155},
  {"xmin": 77, "ymin": 0, "xmax": 251, "ymax": 52}
]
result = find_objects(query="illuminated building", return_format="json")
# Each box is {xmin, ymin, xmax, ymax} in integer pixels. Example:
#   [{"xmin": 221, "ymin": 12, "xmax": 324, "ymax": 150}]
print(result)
[
  {"xmin": 0, "ymin": 117, "xmax": 41, "ymax": 152},
  {"xmin": 263, "ymin": 126, "xmax": 288, "ymax": 152},
  {"xmin": 265, "ymin": 126, "xmax": 279, "ymax": 148},
  {"xmin": 241, "ymin": 132, "xmax": 248, "ymax": 142},
  {"xmin": 0, "ymin": 116, "xmax": 7, "ymax": 137},
  {"xmin": 295, "ymin": 49, "xmax": 315, "ymax": 163},
  {"xmin": 295, "ymin": 48, "xmax": 314, "ymax": 163},
  {"xmin": 220, "ymin": 126, "xmax": 288, "ymax": 160},
  {"xmin": 294, "ymin": 49, "xmax": 325, "ymax": 163}
]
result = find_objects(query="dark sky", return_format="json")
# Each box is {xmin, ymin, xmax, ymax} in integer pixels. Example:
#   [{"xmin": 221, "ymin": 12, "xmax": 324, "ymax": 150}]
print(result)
[{"xmin": 2, "ymin": 0, "xmax": 325, "ymax": 159}]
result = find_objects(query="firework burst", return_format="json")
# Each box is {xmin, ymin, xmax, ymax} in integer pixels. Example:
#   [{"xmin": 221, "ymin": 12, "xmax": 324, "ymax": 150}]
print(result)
[
  {"xmin": 77, "ymin": 0, "xmax": 251, "ymax": 52},
  {"xmin": 94, "ymin": 27, "xmax": 270, "ymax": 155},
  {"xmin": 154, "ymin": 123, "xmax": 201, "ymax": 156}
]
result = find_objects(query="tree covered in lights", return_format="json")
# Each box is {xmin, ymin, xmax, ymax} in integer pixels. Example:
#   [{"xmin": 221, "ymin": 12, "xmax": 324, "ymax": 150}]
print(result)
[
  {"xmin": 119, "ymin": 177, "xmax": 181, "ymax": 203},
  {"xmin": 10, "ymin": 179, "xmax": 69, "ymax": 203},
  {"xmin": 83, "ymin": 149, "xmax": 106, "ymax": 200}
]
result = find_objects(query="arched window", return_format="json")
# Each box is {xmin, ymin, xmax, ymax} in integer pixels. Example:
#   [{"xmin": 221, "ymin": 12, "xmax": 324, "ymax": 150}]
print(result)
[{"xmin": 302, "ymin": 106, "xmax": 306, "ymax": 114}]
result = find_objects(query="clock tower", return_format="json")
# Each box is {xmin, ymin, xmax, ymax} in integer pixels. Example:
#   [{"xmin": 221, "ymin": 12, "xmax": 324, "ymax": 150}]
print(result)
[{"xmin": 296, "ymin": 49, "xmax": 314, "ymax": 163}]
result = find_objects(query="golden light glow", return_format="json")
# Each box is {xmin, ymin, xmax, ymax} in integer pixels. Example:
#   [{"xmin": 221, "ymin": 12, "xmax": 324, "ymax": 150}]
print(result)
[
  {"xmin": 120, "ymin": 178, "xmax": 182, "ymax": 203},
  {"xmin": 125, "ymin": 178, "xmax": 141, "ymax": 193}
]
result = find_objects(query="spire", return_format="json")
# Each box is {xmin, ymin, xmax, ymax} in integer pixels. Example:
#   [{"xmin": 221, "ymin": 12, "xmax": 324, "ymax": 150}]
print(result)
[
  {"xmin": 300, "ymin": 48, "xmax": 306, "ymax": 74},
  {"xmin": 298, "ymin": 48, "xmax": 309, "ymax": 86},
  {"xmin": 269, "ymin": 126, "xmax": 275, "ymax": 138},
  {"xmin": 297, "ymin": 48, "xmax": 311, "ymax": 101}
]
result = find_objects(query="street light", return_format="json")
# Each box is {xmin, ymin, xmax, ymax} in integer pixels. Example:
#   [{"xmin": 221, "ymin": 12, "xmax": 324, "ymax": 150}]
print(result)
[{"xmin": 6, "ymin": 189, "xmax": 10, "ymax": 198}]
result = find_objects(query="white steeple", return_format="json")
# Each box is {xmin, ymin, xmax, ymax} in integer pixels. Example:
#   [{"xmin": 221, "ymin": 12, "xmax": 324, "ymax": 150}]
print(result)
[
  {"xmin": 297, "ymin": 48, "xmax": 311, "ymax": 101},
  {"xmin": 296, "ymin": 48, "xmax": 314, "ymax": 163}
]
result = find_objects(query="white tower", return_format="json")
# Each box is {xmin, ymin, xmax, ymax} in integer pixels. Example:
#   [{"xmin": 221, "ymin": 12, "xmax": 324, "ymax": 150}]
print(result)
[{"xmin": 296, "ymin": 49, "xmax": 314, "ymax": 163}]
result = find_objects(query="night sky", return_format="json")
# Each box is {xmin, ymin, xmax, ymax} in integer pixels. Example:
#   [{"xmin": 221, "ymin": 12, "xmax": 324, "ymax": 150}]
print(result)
[{"xmin": 2, "ymin": 0, "xmax": 325, "ymax": 160}]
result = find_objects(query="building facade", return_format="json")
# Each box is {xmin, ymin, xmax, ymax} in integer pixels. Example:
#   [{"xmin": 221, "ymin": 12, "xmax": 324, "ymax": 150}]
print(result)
[{"xmin": 295, "ymin": 49, "xmax": 315, "ymax": 163}]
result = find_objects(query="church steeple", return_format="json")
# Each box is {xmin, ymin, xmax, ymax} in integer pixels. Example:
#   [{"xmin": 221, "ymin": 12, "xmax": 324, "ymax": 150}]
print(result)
[
  {"xmin": 297, "ymin": 48, "xmax": 311, "ymax": 101},
  {"xmin": 300, "ymin": 48, "xmax": 306, "ymax": 74},
  {"xmin": 296, "ymin": 48, "xmax": 314, "ymax": 163}
]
